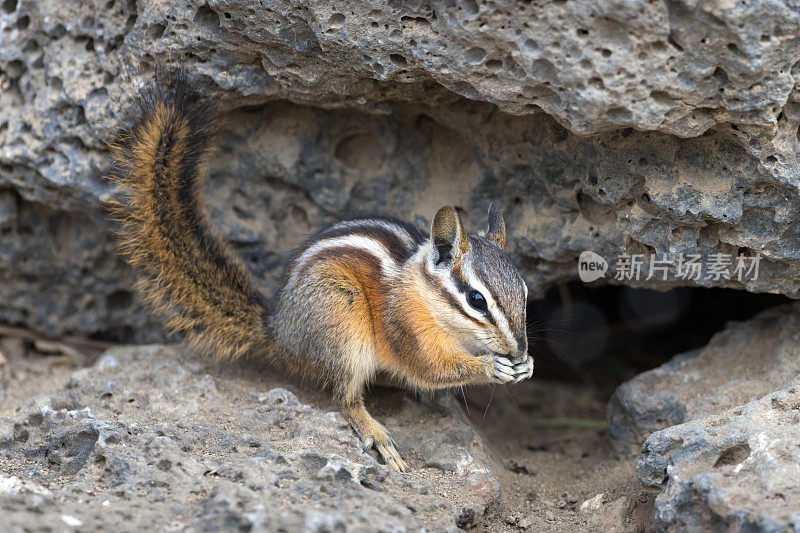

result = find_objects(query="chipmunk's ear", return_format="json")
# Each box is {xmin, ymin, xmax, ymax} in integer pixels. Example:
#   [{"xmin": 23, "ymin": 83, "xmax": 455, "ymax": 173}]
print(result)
[
  {"xmin": 431, "ymin": 206, "xmax": 469, "ymax": 266},
  {"xmin": 486, "ymin": 202, "xmax": 506, "ymax": 249}
]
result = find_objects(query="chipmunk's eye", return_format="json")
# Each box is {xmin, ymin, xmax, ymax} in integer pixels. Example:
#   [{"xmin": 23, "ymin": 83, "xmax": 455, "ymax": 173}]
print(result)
[{"xmin": 467, "ymin": 290, "xmax": 487, "ymax": 312}]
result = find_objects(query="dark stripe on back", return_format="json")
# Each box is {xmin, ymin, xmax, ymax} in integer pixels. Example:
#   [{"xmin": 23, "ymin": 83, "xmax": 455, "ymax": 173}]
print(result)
[
  {"xmin": 337, "ymin": 215, "xmax": 427, "ymax": 245},
  {"xmin": 282, "ymin": 216, "xmax": 426, "ymax": 290},
  {"xmin": 315, "ymin": 223, "xmax": 416, "ymax": 264}
]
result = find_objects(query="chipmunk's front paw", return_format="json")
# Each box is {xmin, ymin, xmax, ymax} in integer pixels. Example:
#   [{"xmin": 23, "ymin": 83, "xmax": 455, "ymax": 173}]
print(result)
[
  {"xmin": 361, "ymin": 432, "xmax": 408, "ymax": 472},
  {"xmin": 492, "ymin": 354, "xmax": 534, "ymax": 384}
]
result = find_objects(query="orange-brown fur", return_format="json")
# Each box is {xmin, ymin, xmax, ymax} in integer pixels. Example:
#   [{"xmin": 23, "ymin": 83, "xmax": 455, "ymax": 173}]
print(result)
[{"xmin": 392, "ymin": 269, "xmax": 493, "ymax": 388}]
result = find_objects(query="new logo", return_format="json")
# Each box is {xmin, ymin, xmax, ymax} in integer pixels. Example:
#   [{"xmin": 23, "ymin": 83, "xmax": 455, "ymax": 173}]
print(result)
[{"xmin": 578, "ymin": 251, "xmax": 608, "ymax": 282}]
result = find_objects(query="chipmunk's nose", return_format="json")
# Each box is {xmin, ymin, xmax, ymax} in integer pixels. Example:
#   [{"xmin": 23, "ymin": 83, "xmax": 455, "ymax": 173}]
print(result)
[{"xmin": 511, "ymin": 336, "xmax": 528, "ymax": 363}]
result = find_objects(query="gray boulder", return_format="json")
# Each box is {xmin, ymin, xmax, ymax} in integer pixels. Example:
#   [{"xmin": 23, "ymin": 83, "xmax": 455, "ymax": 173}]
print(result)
[
  {"xmin": 637, "ymin": 377, "xmax": 800, "ymax": 532},
  {"xmin": 609, "ymin": 302, "xmax": 800, "ymax": 531},
  {"xmin": 0, "ymin": 345, "xmax": 501, "ymax": 531},
  {"xmin": 608, "ymin": 302, "xmax": 800, "ymax": 452}
]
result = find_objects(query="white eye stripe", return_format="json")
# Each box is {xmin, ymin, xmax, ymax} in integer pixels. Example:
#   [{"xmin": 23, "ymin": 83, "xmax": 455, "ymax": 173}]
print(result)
[
  {"xmin": 444, "ymin": 275, "xmax": 488, "ymax": 323},
  {"xmin": 423, "ymin": 249, "xmax": 488, "ymax": 323},
  {"xmin": 463, "ymin": 259, "xmax": 516, "ymax": 348},
  {"xmin": 423, "ymin": 243, "xmax": 518, "ymax": 343}
]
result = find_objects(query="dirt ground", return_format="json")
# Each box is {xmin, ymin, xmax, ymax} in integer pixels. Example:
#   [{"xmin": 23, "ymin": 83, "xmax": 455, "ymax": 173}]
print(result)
[
  {"xmin": 465, "ymin": 381, "xmax": 655, "ymax": 532},
  {"xmin": 0, "ymin": 330, "xmax": 654, "ymax": 532}
]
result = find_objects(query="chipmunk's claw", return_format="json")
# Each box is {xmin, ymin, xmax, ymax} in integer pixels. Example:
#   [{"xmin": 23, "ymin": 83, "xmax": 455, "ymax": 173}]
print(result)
[
  {"xmin": 360, "ymin": 432, "xmax": 407, "ymax": 472},
  {"xmin": 361, "ymin": 435, "xmax": 374, "ymax": 453},
  {"xmin": 377, "ymin": 439, "xmax": 408, "ymax": 472},
  {"xmin": 514, "ymin": 355, "xmax": 534, "ymax": 383}
]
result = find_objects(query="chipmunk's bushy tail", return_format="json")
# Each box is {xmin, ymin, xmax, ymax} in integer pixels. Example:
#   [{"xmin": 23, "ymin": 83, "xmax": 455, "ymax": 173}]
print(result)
[{"xmin": 108, "ymin": 76, "xmax": 269, "ymax": 359}]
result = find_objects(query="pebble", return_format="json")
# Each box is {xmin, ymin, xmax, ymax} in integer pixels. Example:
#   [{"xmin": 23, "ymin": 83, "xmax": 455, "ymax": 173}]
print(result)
[{"xmin": 580, "ymin": 493, "xmax": 604, "ymax": 513}]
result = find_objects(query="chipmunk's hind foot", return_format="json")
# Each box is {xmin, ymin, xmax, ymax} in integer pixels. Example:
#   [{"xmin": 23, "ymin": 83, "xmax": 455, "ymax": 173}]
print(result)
[{"xmin": 345, "ymin": 403, "xmax": 408, "ymax": 472}]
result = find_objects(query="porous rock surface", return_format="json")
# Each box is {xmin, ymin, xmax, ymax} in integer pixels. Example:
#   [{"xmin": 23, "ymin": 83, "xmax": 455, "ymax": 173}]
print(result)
[
  {"xmin": 0, "ymin": 345, "xmax": 501, "ymax": 532},
  {"xmin": 608, "ymin": 302, "xmax": 800, "ymax": 451},
  {"xmin": 637, "ymin": 378, "xmax": 800, "ymax": 532},
  {"xmin": 606, "ymin": 302, "xmax": 800, "ymax": 531},
  {"xmin": 2, "ymin": 1, "xmax": 800, "ymax": 339}
]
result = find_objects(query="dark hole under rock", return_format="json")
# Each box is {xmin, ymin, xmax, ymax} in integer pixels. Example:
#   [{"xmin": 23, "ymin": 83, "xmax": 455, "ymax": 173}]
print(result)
[{"xmin": 529, "ymin": 282, "xmax": 789, "ymax": 394}]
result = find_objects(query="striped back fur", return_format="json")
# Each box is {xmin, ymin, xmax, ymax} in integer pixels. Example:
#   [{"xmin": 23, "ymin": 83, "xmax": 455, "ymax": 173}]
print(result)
[
  {"xmin": 277, "ymin": 206, "xmax": 528, "ymax": 371},
  {"xmin": 284, "ymin": 216, "xmax": 426, "ymax": 291}
]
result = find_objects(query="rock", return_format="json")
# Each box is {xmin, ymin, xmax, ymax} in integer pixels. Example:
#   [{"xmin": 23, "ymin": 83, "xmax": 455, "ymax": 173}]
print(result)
[
  {"xmin": 610, "ymin": 303, "xmax": 800, "ymax": 529},
  {"xmin": 637, "ymin": 377, "xmax": 800, "ymax": 532},
  {"xmin": 4, "ymin": 0, "xmax": 798, "ymax": 134},
  {"xmin": 586, "ymin": 496, "xmax": 631, "ymax": 533},
  {"xmin": 609, "ymin": 302, "xmax": 800, "ymax": 452},
  {"xmin": 581, "ymin": 493, "xmax": 605, "ymax": 513},
  {"xmin": 3, "ymin": 1, "xmax": 800, "ymax": 340},
  {"xmin": 0, "ymin": 345, "xmax": 501, "ymax": 531}
]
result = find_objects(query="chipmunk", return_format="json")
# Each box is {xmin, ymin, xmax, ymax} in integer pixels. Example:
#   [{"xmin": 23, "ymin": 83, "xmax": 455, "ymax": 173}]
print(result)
[{"xmin": 108, "ymin": 77, "xmax": 533, "ymax": 471}]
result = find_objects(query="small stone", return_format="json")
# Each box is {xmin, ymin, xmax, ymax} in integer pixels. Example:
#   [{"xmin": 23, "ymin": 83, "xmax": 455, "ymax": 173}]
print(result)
[
  {"xmin": 545, "ymin": 510, "xmax": 555, "ymax": 522},
  {"xmin": 254, "ymin": 388, "xmax": 301, "ymax": 407},
  {"xmin": 96, "ymin": 355, "xmax": 119, "ymax": 370},
  {"xmin": 586, "ymin": 497, "xmax": 630, "ymax": 533},
  {"xmin": 580, "ymin": 493, "xmax": 604, "ymax": 513},
  {"xmin": 61, "ymin": 515, "xmax": 82, "ymax": 527}
]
